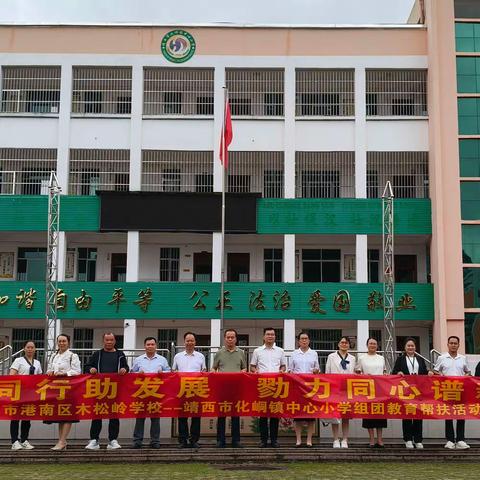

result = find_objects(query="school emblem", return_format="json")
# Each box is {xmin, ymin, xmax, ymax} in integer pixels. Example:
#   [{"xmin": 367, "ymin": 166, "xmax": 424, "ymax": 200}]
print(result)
[{"xmin": 161, "ymin": 30, "xmax": 196, "ymax": 63}]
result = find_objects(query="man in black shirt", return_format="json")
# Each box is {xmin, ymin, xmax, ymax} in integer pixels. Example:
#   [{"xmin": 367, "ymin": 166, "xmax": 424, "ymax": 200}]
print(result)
[{"xmin": 84, "ymin": 333, "xmax": 129, "ymax": 450}]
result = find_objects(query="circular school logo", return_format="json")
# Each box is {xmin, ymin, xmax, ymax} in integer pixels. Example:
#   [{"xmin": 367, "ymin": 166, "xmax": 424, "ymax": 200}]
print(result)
[{"xmin": 161, "ymin": 30, "xmax": 196, "ymax": 63}]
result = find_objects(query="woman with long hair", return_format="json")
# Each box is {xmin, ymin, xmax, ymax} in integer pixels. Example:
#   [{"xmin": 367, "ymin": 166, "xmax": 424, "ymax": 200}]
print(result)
[{"xmin": 45, "ymin": 334, "xmax": 81, "ymax": 450}]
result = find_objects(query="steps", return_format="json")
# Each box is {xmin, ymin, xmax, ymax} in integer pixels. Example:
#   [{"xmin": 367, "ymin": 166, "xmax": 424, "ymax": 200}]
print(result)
[{"xmin": 2, "ymin": 442, "xmax": 480, "ymax": 464}]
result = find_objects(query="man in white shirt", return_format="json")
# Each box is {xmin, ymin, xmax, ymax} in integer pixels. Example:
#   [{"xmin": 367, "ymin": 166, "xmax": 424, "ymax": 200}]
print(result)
[
  {"xmin": 131, "ymin": 337, "xmax": 171, "ymax": 449},
  {"xmin": 433, "ymin": 335, "xmax": 471, "ymax": 450},
  {"xmin": 172, "ymin": 332, "xmax": 206, "ymax": 448},
  {"xmin": 250, "ymin": 327, "xmax": 286, "ymax": 448}
]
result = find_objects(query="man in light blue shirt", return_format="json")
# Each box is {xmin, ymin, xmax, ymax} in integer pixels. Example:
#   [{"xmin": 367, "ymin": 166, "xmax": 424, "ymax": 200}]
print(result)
[{"xmin": 131, "ymin": 337, "xmax": 170, "ymax": 448}]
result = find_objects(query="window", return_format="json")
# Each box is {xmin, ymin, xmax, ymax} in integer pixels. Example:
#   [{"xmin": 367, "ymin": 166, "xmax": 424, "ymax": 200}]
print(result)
[
  {"xmin": 366, "ymin": 69, "xmax": 427, "ymax": 117},
  {"xmin": 195, "ymin": 173, "xmax": 213, "ymax": 193},
  {"xmin": 111, "ymin": 253, "xmax": 126, "ymax": 282},
  {"xmin": 77, "ymin": 248, "xmax": 97, "ymax": 281},
  {"xmin": 273, "ymin": 329, "xmax": 284, "ymax": 349},
  {"xmin": 264, "ymin": 248, "xmax": 283, "ymax": 282},
  {"xmin": 302, "ymin": 249, "xmax": 341, "ymax": 282},
  {"xmin": 1, "ymin": 66, "xmax": 61, "ymax": 114},
  {"xmin": 72, "ymin": 67, "xmax": 132, "ymax": 115},
  {"xmin": 160, "ymin": 248, "xmax": 179, "ymax": 281},
  {"xmin": 369, "ymin": 329, "xmax": 382, "ymax": 349},
  {"xmin": 157, "ymin": 329, "xmax": 177, "ymax": 352},
  {"xmin": 227, "ymin": 151, "xmax": 284, "ymax": 198},
  {"xmin": 462, "ymin": 225, "xmax": 480, "ymax": 263},
  {"xmin": 69, "ymin": 149, "xmax": 130, "ymax": 195},
  {"xmin": 394, "ymin": 255, "xmax": 417, "ymax": 283},
  {"xmin": 366, "ymin": 152, "xmax": 429, "ymax": 199},
  {"xmin": 193, "ymin": 252, "xmax": 212, "ymax": 282},
  {"xmin": 227, "ymin": 253, "xmax": 250, "ymax": 282},
  {"xmin": 296, "ymin": 152, "xmax": 355, "ymax": 198},
  {"xmin": 143, "ymin": 68, "xmax": 214, "ymax": 116},
  {"xmin": 0, "ymin": 148, "xmax": 57, "ymax": 195},
  {"xmin": 296, "ymin": 69, "xmax": 354, "ymax": 117},
  {"xmin": 12, "ymin": 329, "xmax": 44, "ymax": 362},
  {"xmin": 163, "ymin": 91, "xmax": 182, "ymax": 114},
  {"xmin": 141, "ymin": 150, "xmax": 213, "ymax": 193},
  {"xmin": 305, "ymin": 329, "xmax": 341, "ymax": 370},
  {"xmin": 17, "ymin": 248, "xmax": 47, "ymax": 281},
  {"xmin": 73, "ymin": 328, "xmax": 94, "ymax": 366},
  {"xmin": 226, "ymin": 69, "xmax": 284, "ymax": 117},
  {"xmin": 461, "ymin": 181, "xmax": 480, "ymax": 219},
  {"xmin": 368, "ymin": 249, "xmax": 380, "ymax": 283},
  {"xmin": 459, "ymin": 139, "xmax": 480, "ymax": 177}
]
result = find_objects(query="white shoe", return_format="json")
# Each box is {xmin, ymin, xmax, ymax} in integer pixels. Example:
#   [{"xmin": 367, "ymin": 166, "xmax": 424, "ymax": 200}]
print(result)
[
  {"xmin": 85, "ymin": 439, "xmax": 100, "ymax": 450},
  {"xmin": 414, "ymin": 442, "xmax": 424, "ymax": 449},
  {"xmin": 11, "ymin": 441, "xmax": 23, "ymax": 451},
  {"xmin": 341, "ymin": 439, "xmax": 348, "ymax": 449},
  {"xmin": 455, "ymin": 441, "xmax": 470, "ymax": 450},
  {"xmin": 333, "ymin": 439, "xmax": 341, "ymax": 448},
  {"xmin": 444, "ymin": 441, "xmax": 456, "ymax": 449},
  {"xmin": 405, "ymin": 440, "xmax": 414, "ymax": 449},
  {"xmin": 21, "ymin": 440, "xmax": 34, "ymax": 450},
  {"xmin": 107, "ymin": 439, "xmax": 121, "ymax": 450}
]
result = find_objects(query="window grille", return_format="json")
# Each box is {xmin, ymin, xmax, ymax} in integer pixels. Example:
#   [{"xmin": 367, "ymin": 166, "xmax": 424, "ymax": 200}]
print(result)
[
  {"xmin": 73, "ymin": 328, "xmax": 94, "ymax": 366},
  {"xmin": 226, "ymin": 69, "xmax": 284, "ymax": 117},
  {"xmin": 144, "ymin": 68, "xmax": 214, "ymax": 116},
  {"xmin": 157, "ymin": 329, "xmax": 178, "ymax": 352},
  {"xmin": 367, "ymin": 152, "xmax": 429, "ymax": 198},
  {"xmin": 366, "ymin": 70, "xmax": 427, "ymax": 116},
  {"xmin": 12, "ymin": 328, "xmax": 45, "ymax": 364},
  {"xmin": 72, "ymin": 67, "xmax": 132, "ymax": 115},
  {"xmin": 227, "ymin": 151, "xmax": 284, "ymax": 198},
  {"xmin": 17, "ymin": 248, "xmax": 47, "ymax": 281},
  {"xmin": 0, "ymin": 148, "xmax": 56, "ymax": 195},
  {"xmin": 141, "ymin": 150, "xmax": 213, "ymax": 193},
  {"xmin": 69, "ymin": 149, "xmax": 130, "ymax": 194},
  {"xmin": 77, "ymin": 248, "xmax": 97, "ymax": 281},
  {"xmin": 296, "ymin": 69, "xmax": 354, "ymax": 117},
  {"xmin": 302, "ymin": 249, "xmax": 341, "ymax": 282},
  {"xmin": 160, "ymin": 247, "xmax": 180, "ymax": 281},
  {"xmin": 306, "ymin": 329, "xmax": 342, "ymax": 370},
  {"xmin": 1, "ymin": 66, "xmax": 61, "ymax": 114},
  {"xmin": 295, "ymin": 151, "xmax": 355, "ymax": 198}
]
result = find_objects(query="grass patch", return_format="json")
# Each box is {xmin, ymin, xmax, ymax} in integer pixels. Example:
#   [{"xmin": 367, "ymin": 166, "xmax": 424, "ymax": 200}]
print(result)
[{"xmin": 2, "ymin": 462, "xmax": 480, "ymax": 479}]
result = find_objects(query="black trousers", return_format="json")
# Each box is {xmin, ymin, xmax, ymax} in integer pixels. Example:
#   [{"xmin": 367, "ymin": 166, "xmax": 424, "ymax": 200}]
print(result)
[
  {"xmin": 217, "ymin": 416, "xmax": 240, "ymax": 444},
  {"xmin": 259, "ymin": 417, "xmax": 279, "ymax": 444},
  {"xmin": 402, "ymin": 419, "xmax": 423, "ymax": 443},
  {"xmin": 178, "ymin": 417, "xmax": 200, "ymax": 444},
  {"xmin": 90, "ymin": 418, "xmax": 120, "ymax": 441},
  {"xmin": 10, "ymin": 420, "xmax": 31, "ymax": 444},
  {"xmin": 445, "ymin": 419, "xmax": 465, "ymax": 442}
]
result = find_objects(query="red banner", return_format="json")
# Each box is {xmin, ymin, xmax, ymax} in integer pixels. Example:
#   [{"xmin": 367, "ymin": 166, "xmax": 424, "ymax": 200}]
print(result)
[{"xmin": 1, "ymin": 373, "xmax": 480, "ymax": 421}]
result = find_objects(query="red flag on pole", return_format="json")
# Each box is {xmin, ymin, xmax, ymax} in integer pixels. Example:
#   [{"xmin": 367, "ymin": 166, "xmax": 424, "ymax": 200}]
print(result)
[{"xmin": 219, "ymin": 97, "xmax": 233, "ymax": 169}]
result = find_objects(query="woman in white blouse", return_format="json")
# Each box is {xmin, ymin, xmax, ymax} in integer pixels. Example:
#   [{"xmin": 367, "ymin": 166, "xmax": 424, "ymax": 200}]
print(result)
[
  {"xmin": 9, "ymin": 340, "xmax": 42, "ymax": 451},
  {"xmin": 325, "ymin": 336, "xmax": 356, "ymax": 449},
  {"xmin": 46, "ymin": 334, "xmax": 81, "ymax": 450},
  {"xmin": 289, "ymin": 331, "xmax": 320, "ymax": 447},
  {"xmin": 356, "ymin": 337, "xmax": 386, "ymax": 447}
]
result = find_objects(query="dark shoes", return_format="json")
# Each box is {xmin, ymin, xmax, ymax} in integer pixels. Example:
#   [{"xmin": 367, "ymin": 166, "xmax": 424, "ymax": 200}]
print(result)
[
  {"xmin": 178, "ymin": 442, "xmax": 189, "ymax": 449},
  {"xmin": 259, "ymin": 441, "xmax": 268, "ymax": 448},
  {"xmin": 150, "ymin": 444, "xmax": 161, "ymax": 449},
  {"xmin": 231, "ymin": 442, "xmax": 244, "ymax": 448},
  {"xmin": 190, "ymin": 442, "xmax": 200, "ymax": 449},
  {"xmin": 216, "ymin": 441, "xmax": 226, "ymax": 448},
  {"xmin": 271, "ymin": 442, "xmax": 280, "ymax": 448},
  {"xmin": 132, "ymin": 443, "xmax": 142, "ymax": 449}
]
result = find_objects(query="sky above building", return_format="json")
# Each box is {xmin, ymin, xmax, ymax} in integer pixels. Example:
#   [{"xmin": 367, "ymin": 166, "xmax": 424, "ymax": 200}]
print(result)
[{"xmin": 0, "ymin": 0, "xmax": 417, "ymax": 25}]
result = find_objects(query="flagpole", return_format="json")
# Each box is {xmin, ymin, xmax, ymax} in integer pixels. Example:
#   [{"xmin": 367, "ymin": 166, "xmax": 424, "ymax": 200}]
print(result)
[{"xmin": 220, "ymin": 87, "xmax": 227, "ymax": 337}]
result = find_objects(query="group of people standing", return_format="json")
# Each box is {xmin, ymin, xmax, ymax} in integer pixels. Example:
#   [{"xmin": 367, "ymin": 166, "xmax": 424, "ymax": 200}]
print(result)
[{"xmin": 7, "ymin": 330, "xmax": 476, "ymax": 451}]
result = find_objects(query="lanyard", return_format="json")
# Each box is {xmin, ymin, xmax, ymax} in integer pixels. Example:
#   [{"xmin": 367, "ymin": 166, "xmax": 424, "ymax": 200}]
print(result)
[{"xmin": 406, "ymin": 355, "xmax": 417, "ymax": 374}]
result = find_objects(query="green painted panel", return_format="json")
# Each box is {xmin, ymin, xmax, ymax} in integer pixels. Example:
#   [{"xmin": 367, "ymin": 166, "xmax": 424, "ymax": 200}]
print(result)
[
  {"xmin": 455, "ymin": 22, "xmax": 480, "ymax": 52},
  {"xmin": 0, "ymin": 282, "xmax": 433, "ymax": 321},
  {"xmin": 462, "ymin": 225, "xmax": 480, "ymax": 263},
  {"xmin": 0, "ymin": 196, "xmax": 100, "ymax": 231},
  {"xmin": 458, "ymin": 98, "xmax": 480, "ymax": 135},
  {"xmin": 459, "ymin": 139, "xmax": 480, "ymax": 177},
  {"xmin": 457, "ymin": 57, "xmax": 480, "ymax": 93},
  {"xmin": 461, "ymin": 182, "xmax": 480, "ymax": 220},
  {"xmin": 257, "ymin": 199, "xmax": 431, "ymax": 235}
]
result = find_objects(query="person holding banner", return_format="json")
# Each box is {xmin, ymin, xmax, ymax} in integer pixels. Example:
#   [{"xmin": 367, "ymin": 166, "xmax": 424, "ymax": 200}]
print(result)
[
  {"xmin": 392, "ymin": 337, "xmax": 432, "ymax": 449},
  {"xmin": 356, "ymin": 337, "xmax": 387, "ymax": 448},
  {"xmin": 84, "ymin": 332, "xmax": 129, "ymax": 450},
  {"xmin": 172, "ymin": 332, "xmax": 206, "ymax": 449},
  {"xmin": 434, "ymin": 335, "xmax": 471, "ymax": 450},
  {"xmin": 325, "ymin": 336, "xmax": 356, "ymax": 449},
  {"xmin": 250, "ymin": 327, "xmax": 287, "ymax": 448},
  {"xmin": 131, "ymin": 336, "xmax": 170, "ymax": 449},
  {"xmin": 289, "ymin": 331, "xmax": 319, "ymax": 448},
  {"xmin": 9, "ymin": 340, "xmax": 42, "ymax": 451},
  {"xmin": 45, "ymin": 334, "xmax": 81, "ymax": 451}
]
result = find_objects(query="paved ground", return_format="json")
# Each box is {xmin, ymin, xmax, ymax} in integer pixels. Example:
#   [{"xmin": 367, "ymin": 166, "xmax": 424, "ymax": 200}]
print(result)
[{"xmin": 2, "ymin": 462, "xmax": 480, "ymax": 480}]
